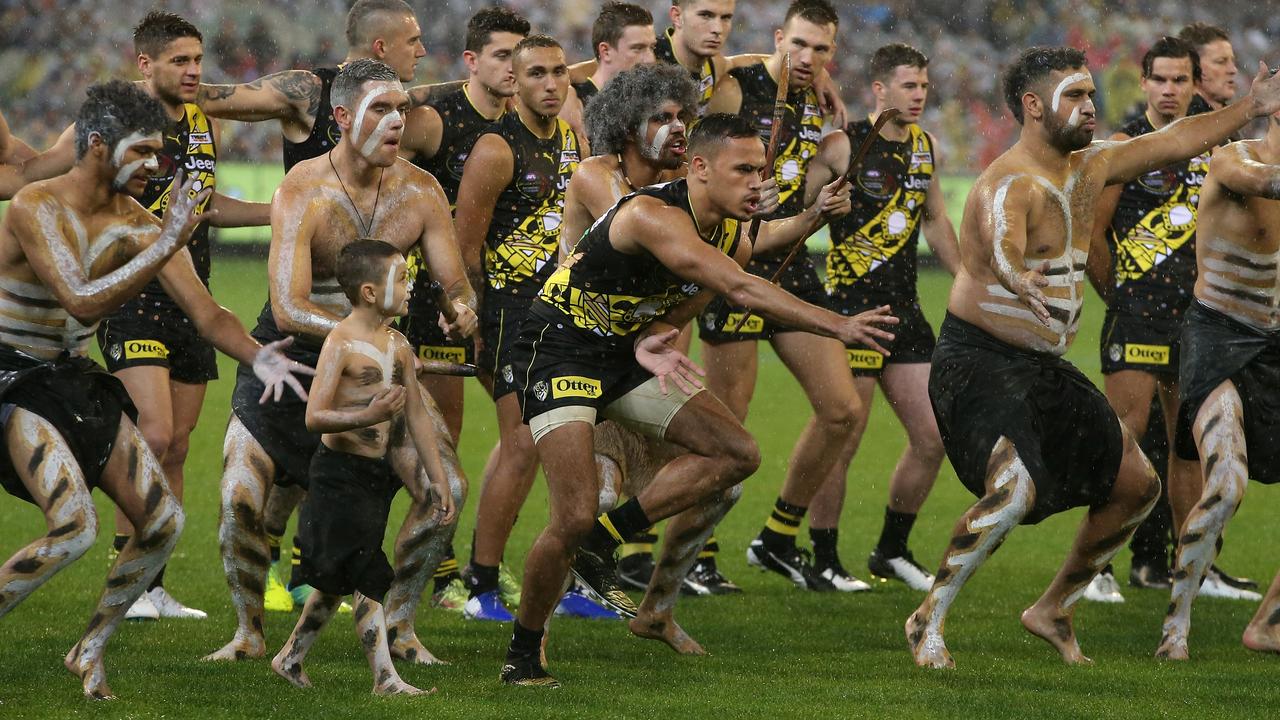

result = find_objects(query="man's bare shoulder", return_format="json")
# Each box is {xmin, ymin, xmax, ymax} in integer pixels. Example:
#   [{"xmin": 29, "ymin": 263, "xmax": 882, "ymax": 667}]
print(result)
[
  {"xmin": 615, "ymin": 194, "xmax": 694, "ymax": 235},
  {"xmin": 280, "ymin": 155, "xmax": 333, "ymax": 190},
  {"xmin": 389, "ymin": 157, "xmax": 447, "ymax": 199}
]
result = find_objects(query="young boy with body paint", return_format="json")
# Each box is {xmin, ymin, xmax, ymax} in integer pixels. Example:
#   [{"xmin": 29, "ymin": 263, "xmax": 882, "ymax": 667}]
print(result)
[{"xmin": 271, "ymin": 239, "xmax": 456, "ymax": 696}]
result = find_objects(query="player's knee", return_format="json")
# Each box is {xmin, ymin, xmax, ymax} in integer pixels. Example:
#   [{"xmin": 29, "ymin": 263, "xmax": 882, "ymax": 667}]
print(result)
[
  {"xmin": 718, "ymin": 432, "xmax": 760, "ymax": 482},
  {"xmin": 556, "ymin": 508, "xmax": 599, "ymax": 545},
  {"xmin": 139, "ymin": 424, "xmax": 174, "ymax": 462},
  {"xmin": 61, "ymin": 508, "xmax": 100, "ymax": 560},
  {"xmin": 165, "ymin": 430, "xmax": 193, "ymax": 467},
  {"xmin": 814, "ymin": 400, "xmax": 859, "ymax": 435}
]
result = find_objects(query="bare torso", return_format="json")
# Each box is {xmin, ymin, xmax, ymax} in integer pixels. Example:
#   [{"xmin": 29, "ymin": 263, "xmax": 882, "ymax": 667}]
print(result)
[
  {"xmin": 1193, "ymin": 141, "xmax": 1280, "ymax": 331},
  {"xmin": 0, "ymin": 179, "xmax": 159, "ymax": 359},
  {"xmin": 949, "ymin": 144, "xmax": 1112, "ymax": 354},
  {"xmin": 321, "ymin": 323, "xmax": 410, "ymax": 458}
]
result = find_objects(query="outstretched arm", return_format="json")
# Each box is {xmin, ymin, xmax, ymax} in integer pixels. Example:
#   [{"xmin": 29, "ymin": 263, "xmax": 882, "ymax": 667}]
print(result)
[
  {"xmin": 6, "ymin": 176, "xmax": 210, "ymax": 324},
  {"xmin": 198, "ymin": 70, "xmax": 321, "ymax": 124},
  {"xmin": 1211, "ymin": 141, "xmax": 1280, "ymax": 200},
  {"xmin": 754, "ymin": 175, "xmax": 850, "ymax": 254},
  {"xmin": 1103, "ymin": 63, "xmax": 1280, "ymax": 184},
  {"xmin": 406, "ymin": 80, "xmax": 466, "ymax": 109}
]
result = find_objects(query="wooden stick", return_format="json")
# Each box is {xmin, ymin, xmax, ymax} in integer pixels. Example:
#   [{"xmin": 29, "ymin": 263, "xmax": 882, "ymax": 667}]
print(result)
[
  {"xmin": 746, "ymin": 52, "xmax": 791, "ymax": 243},
  {"xmin": 726, "ymin": 108, "xmax": 902, "ymax": 333},
  {"xmin": 422, "ymin": 280, "xmax": 477, "ymax": 376}
]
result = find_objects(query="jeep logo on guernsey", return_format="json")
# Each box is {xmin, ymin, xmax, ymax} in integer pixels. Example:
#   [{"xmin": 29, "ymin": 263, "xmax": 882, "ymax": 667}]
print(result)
[
  {"xmin": 1124, "ymin": 343, "xmax": 1170, "ymax": 365},
  {"xmin": 419, "ymin": 346, "xmax": 466, "ymax": 364},
  {"xmin": 846, "ymin": 349, "xmax": 884, "ymax": 370},
  {"xmin": 184, "ymin": 156, "xmax": 215, "ymax": 172},
  {"xmin": 551, "ymin": 376, "xmax": 602, "ymax": 399},
  {"xmin": 124, "ymin": 340, "xmax": 169, "ymax": 360}
]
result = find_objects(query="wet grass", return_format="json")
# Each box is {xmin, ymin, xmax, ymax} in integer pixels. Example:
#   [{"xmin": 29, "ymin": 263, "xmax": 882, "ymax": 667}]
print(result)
[{"xmin": 0, "ymin": 259, "xmax": 1274, "ymax": 719}]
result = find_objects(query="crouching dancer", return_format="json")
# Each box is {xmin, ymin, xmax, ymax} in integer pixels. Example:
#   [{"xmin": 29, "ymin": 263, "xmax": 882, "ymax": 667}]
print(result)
[
  {"xmin": 906, "ymin": 47, "xmax": 1280, "ymax": 669},
  {"xmin": 1157, "ymin": 106, "xmax": 1280, "ymax": 660},
  {"xmin": 0, "ymin": 81, "xmax": 308, "ymax": 699},
  {"xmin": 501, "ymin": 113, "xmax": 895, "ymax": 687},
  {"xmin": 272, "ymin": 240, "xmax": 454, "ymax": 694}
]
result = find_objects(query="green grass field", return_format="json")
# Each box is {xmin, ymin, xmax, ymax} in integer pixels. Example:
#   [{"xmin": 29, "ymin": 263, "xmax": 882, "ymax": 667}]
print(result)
[{"xmin": 0, "ymin": 259, "xmax": 1276, "ymax": 719}]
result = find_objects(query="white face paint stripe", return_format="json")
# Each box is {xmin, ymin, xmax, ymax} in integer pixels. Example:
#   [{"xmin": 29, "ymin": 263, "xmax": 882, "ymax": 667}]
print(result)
[
  {"xmin": 1067, "ymin": 106, "xmax": 1081, "ymax": 129},
  {"xmin": 1051, "ymin": 72, "xmax": 1089, "ymax": 113},
  {"xmin": 359, "ymin": 110, "xmax": 402, "ymax": 159},
  {"xmin": 111, "ymin": 131, "xmax": 158, "ymax": 167},
  {"xmin": 349, "ymin": 81, "xmax": 403, "ymax": 147},
  {"xmin": 112, "ymin": 158, "xmax": 153, "ymax": 191},
  {"xmin": 382, "ymin": 260, "xmax": 402, "ymax": 313}
]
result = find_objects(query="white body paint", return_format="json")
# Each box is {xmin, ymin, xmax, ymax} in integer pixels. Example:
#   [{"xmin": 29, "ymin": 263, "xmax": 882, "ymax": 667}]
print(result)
[
  {"xmin": 348, "ymin": 81, "xmax": 404, "ymax": 159},
  {"xmin": 382, "ymin": 259, "xmax": 403, "ymax": 313},
  {"xmin": 1199, "ymin": 236, "xmax": 1280, "ymax": 329},
  {"xmin": 348, "ymin": 339, "xmax": 395, "ymax": 388},
  {"xmin": 1051, "ymin": 73, "xmax": 1089, "ymax": 113}
]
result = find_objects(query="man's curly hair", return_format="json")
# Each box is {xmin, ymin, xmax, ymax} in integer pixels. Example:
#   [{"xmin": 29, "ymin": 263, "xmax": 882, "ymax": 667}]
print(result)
[
  {"xmin": 584, "ymin": 63, "xmax": 698, "ymax": 156},
  {"xmin": 74, "ymin": 80, "xmax": 169, "ymax": 159}
]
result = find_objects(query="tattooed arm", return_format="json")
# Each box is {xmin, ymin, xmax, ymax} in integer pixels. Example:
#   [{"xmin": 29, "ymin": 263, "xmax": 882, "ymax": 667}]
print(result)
[
  {"xmin": 405, "ymin": 80, "xmax": 466, "ymax": 109},
  {"xmin": 198, "ymin": 70, "xmax": 322, "ymax": 140}
]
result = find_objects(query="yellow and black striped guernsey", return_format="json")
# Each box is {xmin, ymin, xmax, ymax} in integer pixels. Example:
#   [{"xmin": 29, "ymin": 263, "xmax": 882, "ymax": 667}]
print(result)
[
  {"xmin": 481, "ymin": 112, "xmax": 580, "ymax": 301},
  {"xmin": 826, "ymin": 119, "xmax": 935, "ymax": 298},
  {"xmin": 732, "ymin": 61, "xmax": 823, "ymax": 223},
  {"xmin": 538, "ymin": 179, "xmax": 740, "ymax": 348}
]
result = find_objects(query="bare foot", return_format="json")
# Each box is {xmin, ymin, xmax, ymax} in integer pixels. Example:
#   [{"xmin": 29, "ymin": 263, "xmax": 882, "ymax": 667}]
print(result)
[
  {"xmin": 1243, "ymin": 623, "xmax": 1280, "ymax": 654},
  {"xmin": 630, "ymin": 614, "xmax": 706, "ymax": 655},
  {"xmin": 906, "ymin": 610, "xmax": 954, "ymax": 669},
  {"xmin": 374, "ymin": 677, "xmax": 436, "ymax": 697},
  {"xmin": 391, "ymin": 637, "xmax": 448, "ymax": 666},
  {"xmin": 1021, "ymin": 606, "xmax": 1092, "ymax": 665},
  {"xmin": 64, "ymin": 645, "xmax": 115, "ymax": 700},
  {"xmin": 1155, "ymin": 622, "xmax": 1190, "ymax": 661},
  {"xmin": 203, "ymin": 635, "xmax": 266, "ymax": 662},
  {"xmin": 271, "ymin": 653, "xmax": 312, "ymax": 688}
]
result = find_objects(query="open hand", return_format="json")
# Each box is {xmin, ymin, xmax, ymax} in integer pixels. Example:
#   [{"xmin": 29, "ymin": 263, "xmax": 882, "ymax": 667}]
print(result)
[
  {"xmin": 1247, "ymin": 61, "xmax": 1280, "ymax": 118},
  {"xmin": 752, "ymin": 176, "xmax": 781, "ymax": 219},
  {"xmin": 160, "ymin": 169, "xmax": 216, "ymax": 244},
  {"xmin": 836, "ymin": 304, "xmax": 898, "ymax": 355},
  {"xmin": 364, "ymin": 385, "xmax": 406, "ymax": 424},
  {"xmin": 635, "ymin": 328, "xmax": 705, "ymax": 396},
  {"xmin": 253, "ymin": 336, "xmax": 315, "ymax": 403},
  {"xmin": 1012, "ymin": 261, "xmax": 1053, "ymax": 326}
]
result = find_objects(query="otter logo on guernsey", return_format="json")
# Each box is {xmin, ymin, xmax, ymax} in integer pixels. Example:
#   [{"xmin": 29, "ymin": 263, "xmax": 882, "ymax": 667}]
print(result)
[
  {"xmin": 847, "ymin": 349, "xmax": 884, "ymax": 370},
  {"xmin": 419, "ymin": 346, "xmax": 466, "ymax": 364},
  {"xmin": 124, "ymin": 340, "xmax": 169, "ymax": 360},
  {"xmin": 724, "ymin": 313, "xmax": 764, "ymax": 334},
  {"xmin": 1124, "ymin": 343, "xmax": 1170, "ymax": 365},
  {"xmin": 551, "ymin": 376, "xmax": 602, "ymax": 399}
]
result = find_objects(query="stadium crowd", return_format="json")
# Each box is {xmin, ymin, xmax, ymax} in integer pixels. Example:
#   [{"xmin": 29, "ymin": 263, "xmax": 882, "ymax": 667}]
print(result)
[{"xmin": 1, "ymin": 1, "xmax": 1274, "ymax": 169}]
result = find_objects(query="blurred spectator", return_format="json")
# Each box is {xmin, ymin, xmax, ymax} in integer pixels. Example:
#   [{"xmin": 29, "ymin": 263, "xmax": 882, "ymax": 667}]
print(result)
[{"xmin": 0, "ymin": 0, "xmax": 1272, "ymax": 172}]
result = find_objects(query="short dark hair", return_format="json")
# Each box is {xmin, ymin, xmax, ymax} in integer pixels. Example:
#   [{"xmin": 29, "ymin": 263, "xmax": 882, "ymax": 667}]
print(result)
[
  {"xmin": 345, "ymin": 0, "xmax": 415, "ymax": 49},
  {"xmin": 592, "ymin": 2, "xmax": 654, "ymax": 60},
  {"xmin": 465, "ymin": 7, "xmax": 531, "ymax": 54},
  {"xmin": 75, "ymin": 80, "xmax": 169, "ymax": 160},
  {"xmin": 332, "ymin": 58, "xmax": 400, "ymax": 109},
  {"xmin": 337, "ymin": 239, "xmax": 402, "ymax": 305},
  {"xmin": 869, "ymin": 43, "xmax": 928, "ymax": 82},
  {"xmin": 1178, "ymin": 22, "xmax": 1230, "ymax": 50},
  {"xmin": 784, "ymin": 0, "xmax": 839, "ymax": 29},
  {"xmin": 586, "ymin": 63, "xmax": 698, "ymax": 155},
  {"xmin": 133, "ymin": 10, "xmax": 202, "ymax": 58},
  {"xmin": 1002, "ymin": 46, "xmax": 1088, "ymax": 124},
  {"xmin": 1142, "ymin": 36, "xmax": 1201, "ymax": 83},
  {"xmin": 688, "ymin": 112, "xmax": 761, "ymax": 158},
  {"xmin": 514, "ymin": 34, "xmax": 564, "ymax": 59}
]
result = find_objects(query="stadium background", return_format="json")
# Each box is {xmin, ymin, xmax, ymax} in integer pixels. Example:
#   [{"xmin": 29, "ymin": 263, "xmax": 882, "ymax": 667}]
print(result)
[{"xmin": 0, "ymin": 2, "xmax": 1278, "ymax": 717}]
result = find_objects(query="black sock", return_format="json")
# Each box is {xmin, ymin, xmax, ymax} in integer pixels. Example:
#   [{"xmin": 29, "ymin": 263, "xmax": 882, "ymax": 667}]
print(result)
[
  {"xmin": 587, "ymin": 498, "xmax": 651, "ymax": 553},
  {"xmin": 760, "ymin": 498, "xmax": 805, "ymax": 552},
  {"xmin": 507, "ymin": 621, "xmax": 544, "ymax": 662},
  {"xmin": 266, "ymin": 533, "xmax": 282, "ymax": 564},
  {"xmin": 696, "ymin": 535, "xmax": 720, "ymax": 567},
  {"xmin": 466, "ymin": 562, "xmax": 500, "ymax": 598},
  {"xmin": 876, "ymin": 507, "xmax": 917, "ymax": 558},
  {"xmin": 620, "ymin": 526, "xmax": 658, "ymax": 560},
  {"xmin": 810, "ymin": 528, "xmax": 839, "ymax": 566},
  {"xmin": 433, "ymin": 548, "xmax": 460, "ymax": 593},
  {"xmin": 112, "ymin": 534, "xmax": 129, "ymax": 552},
  {"xmin": 287, "ymin": 542, "xmax": 304, "ymax": 591},
  {"xmin": 149, "ymin": 564, "xmax": 166, "ymax": 591}
]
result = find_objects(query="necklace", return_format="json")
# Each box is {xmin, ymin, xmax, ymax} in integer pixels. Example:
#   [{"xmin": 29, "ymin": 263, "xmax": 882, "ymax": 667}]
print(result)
[
  {"xmin": 616, "ymin": 154, "xmax": 637, "ymax": 191},
  {"xmin": 328, "ymin": 150, "xmax": 384, "ymax": 237}
]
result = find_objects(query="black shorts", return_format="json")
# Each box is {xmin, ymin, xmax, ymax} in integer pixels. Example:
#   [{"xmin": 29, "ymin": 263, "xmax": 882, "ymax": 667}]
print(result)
[
  {"xmin": 828, "ymin": 291, "xmax": 936, "ymax": 376},
  {"xmin": 1099, "ymin": 311, "xmax": 1181, "ymax": 377},
  {"xmin": 479, "ymin": 297, "xmax": 529, "ymax": 400},
  {"xmin": 294, "ymin": 444, "xmax": 397, "ymax": 602},
  {"xmin": 515, "ymin": 304, "xmax": 653, "ymax": 423},
  {"xmin": 395, "ymin": 309, "xmax": 474, "ymax": 367},
  {"xmin": 0, "ymin": 347, "xmax": 136, "ymax": 504},
  {"xmin": 230, "ymin": 321, "xmax": 320, "ymax": 488},
  {"xmin": 698, "ymin": 253, "xmax": 827, "ymax": 343},
  {"xmin": 929, "ymin": 313, "xmax": 1124, "ymax": 524},
  {"xmin": 1175, "ymin": 301, "xmax": 1280, "ymax": 484},
  {"xmin": 97, "ymin": 309, "xmax": 218, "ymax": 384}
]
